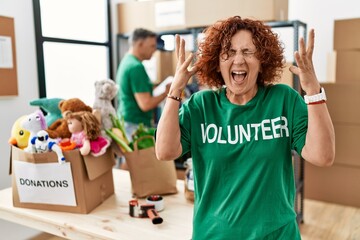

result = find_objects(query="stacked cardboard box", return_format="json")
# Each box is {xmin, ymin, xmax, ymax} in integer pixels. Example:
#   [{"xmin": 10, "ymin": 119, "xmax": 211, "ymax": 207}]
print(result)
[
  {"xmin": 305, "ymin": 18, "xmax": 360, "ymax": 208},
  {"xmin": 327, "ymin": 18, "xmax": 360, "ymax": 82},
  {"xmin": 144, "ymin": 50, "xmax": 174, "ymax": 84},
  {"xmin": 117, "ymin": 0, "xmax": 288, "ymax": 34},
  {"xmin": 278, "ymin": 62, "xmax": 294, "ymax": 88}
]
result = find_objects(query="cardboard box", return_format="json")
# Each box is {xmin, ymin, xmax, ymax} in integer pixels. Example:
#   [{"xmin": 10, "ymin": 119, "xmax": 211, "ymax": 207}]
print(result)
[
  {"xmin": 185, "ymin": 0, "xmax": 288, "ymax": 28},
  {"xmin": 334, "ymin": 18, "xmax": 360, "ymax": 51},
  {"xmin": 117, "ymin": 1, "xmax": 155, "ymax": 35},
  {"xmin": 333, "ymin": 123, "xmax": 360, "ymax": 167},
  {"xmin": 322, "ymin": 83, "xmax": 360, "ymax": 124},
  {"xmin": 277, "ymin": 62, "xmax": 293, "ymax": 87},
  {"xmin": 10, "ymin": 146, "xmax": 115, "ymax": 214},
  {"xmin": 326, "ymin": 50, "xmax": 360, "ymax": 83},
  {"xmin": 305, "ymin": 162, "xmax": 360, "ymax": 208},
  {"xmin": 144, "ymin": 50, "xmax": 175, "ymax": 84},
  {"xmin": 325, "ymin": 51, "xmax": 337, "ymax": 83},
  {"xmin": 117, "ymin": 0, "xmax": 288, "ymax": 34},
  {"xmin": 156, "ymin": 50, "xmax": 175, "ymax": 83}
]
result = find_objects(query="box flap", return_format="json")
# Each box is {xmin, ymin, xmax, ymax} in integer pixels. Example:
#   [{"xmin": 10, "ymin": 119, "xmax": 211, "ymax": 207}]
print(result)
[
  {"xmin": 11, "ymin": 145, "xmax": 60, "ymax": 163},
  {"xmin": 83, "ymin": 148, "xmax": 115, "ymax": 181},
  {"xmin": 9, "ymin": 145, "xmax": 12, "ymax": 175},
  {"xmin": 10, "ymin": 146, "xmax": 115, "ymax": 181}
]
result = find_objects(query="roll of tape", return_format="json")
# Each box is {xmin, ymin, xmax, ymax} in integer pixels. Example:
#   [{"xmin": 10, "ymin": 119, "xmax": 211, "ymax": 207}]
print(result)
[
  {"xmin": 146, "ymin": 195, "xmax": 164, "ymax": 212},
  {"xmin": 129, "ymin": 199, "xmax": 139, "ymax": 217}
]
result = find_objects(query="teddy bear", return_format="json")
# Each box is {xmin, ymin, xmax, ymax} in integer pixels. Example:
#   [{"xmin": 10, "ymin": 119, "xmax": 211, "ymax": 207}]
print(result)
[
  {"xmin": 47, "ymin": 98, "xmax": 93, "ymax": 140},
  {"xmin": 93, "ymin": 79, "xmax": 118, "ymax": 131}
]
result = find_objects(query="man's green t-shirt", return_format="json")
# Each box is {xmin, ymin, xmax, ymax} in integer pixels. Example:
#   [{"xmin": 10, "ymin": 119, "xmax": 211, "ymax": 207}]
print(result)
[
  {"xmin": 116, "ymin": 54, "xmax": 153, "ymax": 127},
  {"xmin": 179, "ymin": 84, "xmax": 307, "ymax": 239}
]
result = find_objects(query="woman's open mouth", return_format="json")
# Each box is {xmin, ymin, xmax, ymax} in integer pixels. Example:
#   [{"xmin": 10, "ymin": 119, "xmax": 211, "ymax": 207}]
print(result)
[{"xmin": 232, "ymin": 71, "xmax": 247, "ymax": 84}]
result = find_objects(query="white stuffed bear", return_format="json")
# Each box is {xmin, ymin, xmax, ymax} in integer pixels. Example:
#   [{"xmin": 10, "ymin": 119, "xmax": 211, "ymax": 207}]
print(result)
[{"xmin": 93, "ymin": 79, "xmax": 118, "ymax": 133}]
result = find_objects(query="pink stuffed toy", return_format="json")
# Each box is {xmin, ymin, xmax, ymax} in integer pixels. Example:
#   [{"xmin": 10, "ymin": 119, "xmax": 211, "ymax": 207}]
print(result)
[{"xmin": 64, "ymin": 110, "xmax": 110, "ymax": 157}]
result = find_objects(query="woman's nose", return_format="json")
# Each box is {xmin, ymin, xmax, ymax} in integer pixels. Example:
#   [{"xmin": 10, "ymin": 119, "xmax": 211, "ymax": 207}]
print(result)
[{"xmin": 233, "ymin": 52, "xmax": 245, "ymax": 64}]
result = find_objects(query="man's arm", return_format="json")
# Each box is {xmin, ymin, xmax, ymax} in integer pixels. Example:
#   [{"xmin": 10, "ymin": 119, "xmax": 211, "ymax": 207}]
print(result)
[{"xmin": 134, "ymin": 84, "xmax": 170, "ymax": 112}]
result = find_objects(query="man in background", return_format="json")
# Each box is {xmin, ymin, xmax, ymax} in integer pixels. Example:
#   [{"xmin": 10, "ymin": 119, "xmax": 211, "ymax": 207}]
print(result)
[{"xmin": 116, "ymin": 28, "xmax": 170, "ymax": 141}]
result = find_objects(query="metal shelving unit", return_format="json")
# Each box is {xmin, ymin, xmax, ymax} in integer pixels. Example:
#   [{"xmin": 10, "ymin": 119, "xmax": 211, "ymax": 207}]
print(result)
[{"xmin": 267, "ymin": 20, "xmax": 307, "ymax": 225}]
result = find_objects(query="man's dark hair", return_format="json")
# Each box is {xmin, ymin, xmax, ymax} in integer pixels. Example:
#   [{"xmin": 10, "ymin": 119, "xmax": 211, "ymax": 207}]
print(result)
[{"xmin": 129, "ymin": 28, "xmax": 157, "ymax": 44}]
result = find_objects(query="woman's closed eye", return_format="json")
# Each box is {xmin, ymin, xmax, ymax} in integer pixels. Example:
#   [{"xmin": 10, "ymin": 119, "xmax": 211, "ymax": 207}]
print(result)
[{"xmin": 225, "ymin": 49, "xmax": 256, "ymax": 59}]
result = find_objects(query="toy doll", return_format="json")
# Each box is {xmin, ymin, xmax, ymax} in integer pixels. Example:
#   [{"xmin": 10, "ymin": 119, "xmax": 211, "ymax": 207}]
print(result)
[
  {"xmin": 31, "ymin": 130, "xmax": 66, "ymax": 164},
  {"xmin": 64, "ymin": 111, "xmax": 110, "ymax": 157}
]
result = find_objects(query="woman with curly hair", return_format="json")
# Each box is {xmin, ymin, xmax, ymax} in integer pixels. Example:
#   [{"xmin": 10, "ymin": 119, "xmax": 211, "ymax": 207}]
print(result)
[{"xmin": 156, "ymin": 16, "xmax": 335, "ymax": 239}]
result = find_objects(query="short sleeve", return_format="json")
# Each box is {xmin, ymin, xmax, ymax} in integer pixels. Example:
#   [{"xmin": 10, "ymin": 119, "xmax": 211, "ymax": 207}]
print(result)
[
  {"xmin": 129, "ymin": 64, "xmax": 152, "ymax": 93},
  {"xmin": 291, "ymin": 93, "xmax": 308, "ymax": 157},
  {"xmin": 179, "ymin": 101, "xmax": 191, "ymax": 156}
]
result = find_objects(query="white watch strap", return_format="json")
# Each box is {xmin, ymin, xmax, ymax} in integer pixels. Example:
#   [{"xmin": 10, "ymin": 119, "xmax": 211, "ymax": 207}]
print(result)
[{"xmin": 304, "ymin": 87, "xmax": 327, "ymax": 104}]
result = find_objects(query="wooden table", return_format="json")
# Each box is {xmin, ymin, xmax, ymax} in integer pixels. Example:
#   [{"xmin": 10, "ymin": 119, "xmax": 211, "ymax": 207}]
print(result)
[{"xmin": 0, "ymin": 169, "xmax": 194, "ymax": 240}]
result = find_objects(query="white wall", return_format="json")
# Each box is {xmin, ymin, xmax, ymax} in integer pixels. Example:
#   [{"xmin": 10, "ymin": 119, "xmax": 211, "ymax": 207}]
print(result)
[
  {"xmin": 0, "ymin": 0, "xmax": 359, "ymax": 238},
  {"xmin": 0, "ymin": 0, "xmax": 42, "ymax": 239},
  {"xmin": 288, "ymin": 0, "xmax": 360, "ymax": 82},
  {"xmin": 0, "ymin": 2, "xmax": 39, "ymax": 189}
]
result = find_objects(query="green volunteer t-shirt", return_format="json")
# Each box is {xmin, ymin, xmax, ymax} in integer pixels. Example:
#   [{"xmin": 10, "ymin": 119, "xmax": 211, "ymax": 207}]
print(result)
[
  {"xmin": 179, "ymin": 84, "xmax": 307, "ymax": 239},
  {"xmin": 116, "ymin": 53, "xmax": 153, "ymax": 127}
]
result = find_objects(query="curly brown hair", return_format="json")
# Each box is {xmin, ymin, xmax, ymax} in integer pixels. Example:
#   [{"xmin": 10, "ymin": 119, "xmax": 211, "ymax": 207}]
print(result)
[
  {"xmin": 64, "ymin": 111, "xmax": 101, "ymax": 141},
  {"xmin": 195, "ymin": 16, "xmax": 285, "ymax": 88}
]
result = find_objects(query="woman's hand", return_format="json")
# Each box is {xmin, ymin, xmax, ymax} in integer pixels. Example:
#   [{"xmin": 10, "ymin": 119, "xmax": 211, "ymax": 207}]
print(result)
[
  {"xmin": 289, "ymin": 29, "xmax": 321, "ymax": 95},
  {"xmin": 290, "ymin": 29, "xmax": 335, "ymax": 166},
  {"xmin": 168, "ymin": 35, "xmax": 198, "ymax": 97}
]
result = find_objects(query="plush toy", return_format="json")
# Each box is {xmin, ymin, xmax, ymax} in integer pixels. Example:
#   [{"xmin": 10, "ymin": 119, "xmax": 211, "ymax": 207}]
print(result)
[
  {"xmin": 21, "ymin": 110, "xmax": 47, "ymax": 152},
  {"xmin": 29, "ymin": 97, "xmax": 63, "ymax": 126},
  {"xmin": 31, "ymin": 130, "xmax": 66, "ymax": 164},
  {"xmin": 8, "ymin": 115, "xmax": 31, "ymax": 149},
  {"xmin": 47, "ymin": 98, "xmax": 93, "ymax": 139},
  {"xmin": 93, "ymin": 79, "xmax": 118, "ymax": 131},
  {"xmin": 64, "ymin": 110, "xmax": 110, "ymax": 157}
]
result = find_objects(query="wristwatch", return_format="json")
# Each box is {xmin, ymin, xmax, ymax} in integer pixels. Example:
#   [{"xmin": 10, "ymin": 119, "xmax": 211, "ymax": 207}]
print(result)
[{"xmin": 304, "ymin": 87, "xmax": 327, "ymax": 104}]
